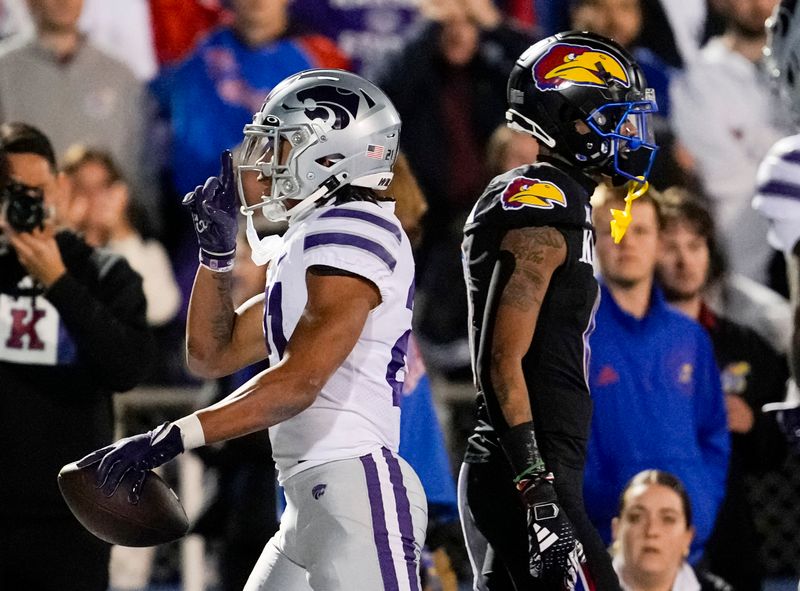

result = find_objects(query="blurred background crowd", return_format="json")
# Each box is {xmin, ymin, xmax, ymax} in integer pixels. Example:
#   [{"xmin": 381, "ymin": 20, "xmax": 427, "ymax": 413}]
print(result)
[{"xmin": 0, "ymin": 0, "xmax": 798, "ymax": 590}]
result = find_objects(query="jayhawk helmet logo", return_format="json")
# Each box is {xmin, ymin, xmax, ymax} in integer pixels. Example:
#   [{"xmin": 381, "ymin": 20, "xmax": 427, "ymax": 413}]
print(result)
[
  {"xmin": 533, "ymin": 43, "xmax": 630, "ymax": 91},
  {"xmin": 500, "ymin": 177, "xmax": 567, "ymax": 210}
]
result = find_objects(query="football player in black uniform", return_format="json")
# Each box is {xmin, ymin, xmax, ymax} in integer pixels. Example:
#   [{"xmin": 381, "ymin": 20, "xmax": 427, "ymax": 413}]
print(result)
[{"xmin": 458, "ymin": 32, "xmax": 659, "ymax": 590}]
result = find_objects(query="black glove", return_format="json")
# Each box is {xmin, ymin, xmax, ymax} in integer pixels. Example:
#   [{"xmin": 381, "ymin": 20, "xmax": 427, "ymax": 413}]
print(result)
[
  {"xmin": 517, "ymin": 471, "xmax": 586, "ymax": 586},
  {"xmin": 182, "ymin": 150, "xmax": 239, "ymax": 272},
  {"xmin": 77, "ymin": 422, "xmax": 184, "ymax": 504},
  {"xmin": 499, "ymin": 422, "xmax": 586, "ymax": 586}
]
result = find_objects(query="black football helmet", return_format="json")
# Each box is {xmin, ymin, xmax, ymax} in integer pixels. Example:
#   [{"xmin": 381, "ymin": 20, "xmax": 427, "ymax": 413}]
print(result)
[{"xmin": 506, "ymin": 31, "xmax": 658, "ymax": 183}]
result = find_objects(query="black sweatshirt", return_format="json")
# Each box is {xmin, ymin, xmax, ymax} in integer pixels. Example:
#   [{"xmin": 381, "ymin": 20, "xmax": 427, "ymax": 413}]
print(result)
[{"xmin": 0, "ymin": 230, "xmax": 155, "ymax": 521}]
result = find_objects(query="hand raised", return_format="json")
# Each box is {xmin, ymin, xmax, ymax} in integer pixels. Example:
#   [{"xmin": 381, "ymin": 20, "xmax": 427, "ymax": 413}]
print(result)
[{"xmin": 183, "ymin": 150, "xmax": 239, "ymax": 272}]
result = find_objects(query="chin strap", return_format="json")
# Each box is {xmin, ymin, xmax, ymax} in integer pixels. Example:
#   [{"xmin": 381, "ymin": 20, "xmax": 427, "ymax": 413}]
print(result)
[
  {"xmin": 243, "ymin": 173, "xmax": 349, "ymax": 267},
  {"xmin": 244, "ymin": 212, "xmax": 283, "ymax": 266},
  {"xmin": 610, "ymin": 176, "xmax": 649, "ymax": 244}
]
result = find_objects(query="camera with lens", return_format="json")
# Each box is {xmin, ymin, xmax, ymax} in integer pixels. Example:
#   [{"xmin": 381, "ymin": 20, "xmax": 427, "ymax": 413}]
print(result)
[{"xmin": 0, "ymin": 181, "xmax": 46, "ymax": 233}]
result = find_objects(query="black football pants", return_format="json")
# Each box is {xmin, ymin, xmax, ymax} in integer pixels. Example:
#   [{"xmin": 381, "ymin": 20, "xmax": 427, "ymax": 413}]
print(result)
[{"xmin": 459, "ymin": 435, "xmax": 621, "ymax": 591}]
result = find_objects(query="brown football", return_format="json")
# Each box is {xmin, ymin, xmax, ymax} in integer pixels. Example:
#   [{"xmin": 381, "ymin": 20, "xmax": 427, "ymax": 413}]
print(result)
[{"xmin": 57, "ymin": 461, "xmax": 189, "ymax": 547}]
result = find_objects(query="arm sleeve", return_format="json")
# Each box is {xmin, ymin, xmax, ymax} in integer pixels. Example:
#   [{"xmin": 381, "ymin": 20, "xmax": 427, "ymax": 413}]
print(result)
[
  {"xmin": 45, "ymin": 257, "xmax": 155, "ymax": 391},
  {"xmin": 475, "ymin": 250, "xmax": 516, "ymax": 436}
]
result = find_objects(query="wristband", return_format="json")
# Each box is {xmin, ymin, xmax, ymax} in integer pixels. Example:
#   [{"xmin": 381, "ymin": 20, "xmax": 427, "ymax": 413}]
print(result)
[
  {"xmin": 174, "ymin": 414, "xmax": 206, "ymax": 451},
  {"xmin": 199, "ymin": 248, "xmax": 235, "ymax": 272},
  {"xmin": 498, "ymin": 421, "xmax": 546, "ymax": 481}
]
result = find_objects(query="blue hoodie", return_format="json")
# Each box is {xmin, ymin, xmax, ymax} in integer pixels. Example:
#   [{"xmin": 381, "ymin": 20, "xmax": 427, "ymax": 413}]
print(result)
[{"xmin": 584, "ymin": 283, "xmax": 730, "ymax": 563}]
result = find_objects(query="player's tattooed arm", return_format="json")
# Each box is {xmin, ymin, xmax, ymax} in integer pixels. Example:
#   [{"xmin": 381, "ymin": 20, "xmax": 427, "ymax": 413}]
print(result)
[
  {"xmin": 485, "ymin": 226, "xmax": 566, "ymax": 427},
  {"xmin": 186, "ymin": 266, "xmax": 268, "ymax": 378},
  {"xmin": 210, "ymin": 271, "xmax": 236, "ymax": 345}
]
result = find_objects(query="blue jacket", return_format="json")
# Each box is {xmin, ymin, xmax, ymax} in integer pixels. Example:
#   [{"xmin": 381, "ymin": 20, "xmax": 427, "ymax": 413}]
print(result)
[{"xmin": 584, "ymin": 283, "xmax": 730, "ymax": 563}]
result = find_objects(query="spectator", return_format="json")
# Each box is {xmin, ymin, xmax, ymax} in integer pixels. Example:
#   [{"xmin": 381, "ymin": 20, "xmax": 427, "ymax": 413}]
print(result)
[
  {"xmin": 585, "ymin": 184, "xmax": 730, "ymax": 563},
  {"xmin": 0, "ymin": 0, "xmax": 157, "ymax": 79},
  {"xmin": 290, "ymin": 0, "xmax": 422, "ymax": 77},
  {"xmin": 0, "ymin": 122, "xmax": 154, "ymax": 589},
  {"xmin": 650, "ymin": 0, "xmax": 708, "ymax": 67},
  {"xmin": 376, "ymin": 0, "xmax": 535, "ymax": 378},
  {"xmin": 612, "ymin": 470, "xmax": 732, "ymax": 591},
  {"xmin": 0, "ymin": 0, "xmax": 153, "ymax": 214},
  {"xmin": 485, "ymin": 124, "xmax": 540, "ymax": 177},
  {"xmin": 656, "ymin": 188, "xmax": 788, "ymax": 590},
  {"xmin": 61, "ymin": 146, "xmax": 186, "ymax": 385},
  {"xmin": 670, "ymin": 0, "xmax": 786, "ymax": 284},
  {"xmin": 62, "ymin": 146, "xmax": 181, "ymax": 328}
]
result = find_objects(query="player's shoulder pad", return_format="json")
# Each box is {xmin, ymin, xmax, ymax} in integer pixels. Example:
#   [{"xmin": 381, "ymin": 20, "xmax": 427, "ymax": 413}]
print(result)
[{"xmin": 302, "ymin": 201, "xmax": 404, "ymax": 277}]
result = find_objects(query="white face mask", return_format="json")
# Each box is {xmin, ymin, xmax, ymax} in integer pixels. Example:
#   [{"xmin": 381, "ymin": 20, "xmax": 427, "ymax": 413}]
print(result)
[{"xmin": 244, "ymin": 211, "xmax": 283, "ymax": 267}]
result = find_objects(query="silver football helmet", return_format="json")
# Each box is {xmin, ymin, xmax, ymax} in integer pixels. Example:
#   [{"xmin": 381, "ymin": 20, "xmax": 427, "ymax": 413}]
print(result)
[
  {"xmin": 765, "ymin": 0, "xmax": 800, "ymax": 123},
  {"xmin": 237, "ymin": 69, "xmax": 401, "ymax": 222}
]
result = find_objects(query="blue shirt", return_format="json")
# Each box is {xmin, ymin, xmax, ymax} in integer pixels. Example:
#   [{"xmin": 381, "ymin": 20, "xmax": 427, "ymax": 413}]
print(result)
[{"xmin": 584, "ymin": 282, "xmax": 730, "ymax": 563}]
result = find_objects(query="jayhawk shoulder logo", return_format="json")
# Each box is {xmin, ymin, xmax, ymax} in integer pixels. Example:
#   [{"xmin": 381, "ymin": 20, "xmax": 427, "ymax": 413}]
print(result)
[
  {"xmin": 533, "ymin": 43, "xmax": 630, "ymax": 91},
  {"xmin": 500, "ymin": 177, "xmax": 567, "ymax": 211}
]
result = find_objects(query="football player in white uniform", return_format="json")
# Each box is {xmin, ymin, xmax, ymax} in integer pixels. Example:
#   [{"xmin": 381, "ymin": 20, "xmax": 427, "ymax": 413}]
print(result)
[
  {"xmin": 755, "ymin": 0, "xmax": 800, "ymax": 451},
  {"xmin": 78, "ymin": 69, "xmax": 427, "ymax": 590}
]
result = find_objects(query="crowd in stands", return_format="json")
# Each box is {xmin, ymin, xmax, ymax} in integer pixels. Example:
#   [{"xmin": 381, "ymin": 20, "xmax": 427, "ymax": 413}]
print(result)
[{"xmin": 0, "ymin": 0, "xmax": 798, "ymax": 589}]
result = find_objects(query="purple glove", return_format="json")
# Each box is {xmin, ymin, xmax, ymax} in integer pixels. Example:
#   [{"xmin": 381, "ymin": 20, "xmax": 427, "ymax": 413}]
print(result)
[
  {"xmin": 77, "ymin": 422, "xmax": 184, "ymax": 504},
  {"xmin": 182, "ymin": 150, "xmax": 238, "ymax": 272}
]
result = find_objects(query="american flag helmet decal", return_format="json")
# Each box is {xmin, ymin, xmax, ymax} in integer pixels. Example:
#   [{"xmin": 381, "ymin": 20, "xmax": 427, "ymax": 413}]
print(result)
[{"xmin": 366, "ymin": 144, "xmax": 385, "ymax": 159}]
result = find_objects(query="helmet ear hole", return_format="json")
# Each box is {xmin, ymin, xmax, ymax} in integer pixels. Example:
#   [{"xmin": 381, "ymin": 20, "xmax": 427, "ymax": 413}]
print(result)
[{"xmin": 316, "ymin": 154, "xmax": 345, "ymax": 168}]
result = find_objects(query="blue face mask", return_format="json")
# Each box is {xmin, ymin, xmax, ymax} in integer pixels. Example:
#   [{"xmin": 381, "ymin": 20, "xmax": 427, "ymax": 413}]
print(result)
[{"xmin": 586, "ymin": 93, "xmax": 659, "ymax": 182}]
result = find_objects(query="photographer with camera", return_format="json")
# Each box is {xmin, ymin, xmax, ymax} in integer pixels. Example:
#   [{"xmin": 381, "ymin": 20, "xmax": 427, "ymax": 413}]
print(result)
[{"xmin": 0, "ymin": 122, "xmax": 155, "ymax": 590}]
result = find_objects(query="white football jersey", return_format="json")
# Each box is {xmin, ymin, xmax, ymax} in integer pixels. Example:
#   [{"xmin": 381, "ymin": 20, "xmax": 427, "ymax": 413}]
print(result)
[
  {"xmin": 753, "ymin": 134, "xmax": 800, "ymax": 253},
  {"xmin": 264, "ymin": 200, "xmax": 415, "ymax": 482}
]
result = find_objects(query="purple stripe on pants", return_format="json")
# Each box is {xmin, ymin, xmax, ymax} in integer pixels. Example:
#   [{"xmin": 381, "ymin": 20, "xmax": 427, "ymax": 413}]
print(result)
[
  {"xmin": 382, "ymin": 448, "xmax": 420, "ymax": 591},
  {"xmin": 360, "ymin": 453, "xmax": 399, "ymax": 591}
]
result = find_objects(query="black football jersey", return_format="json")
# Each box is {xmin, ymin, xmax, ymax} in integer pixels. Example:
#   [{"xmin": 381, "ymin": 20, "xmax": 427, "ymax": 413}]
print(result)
[{"xmin": 462, "ymin": 158, "xmax": 600, "ymax": 460}]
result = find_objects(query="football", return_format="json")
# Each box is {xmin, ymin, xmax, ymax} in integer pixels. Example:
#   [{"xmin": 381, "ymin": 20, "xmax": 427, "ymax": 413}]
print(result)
[{"xmin": 57, "ymin": 461, "xmax": 189, "ymax": 547}]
